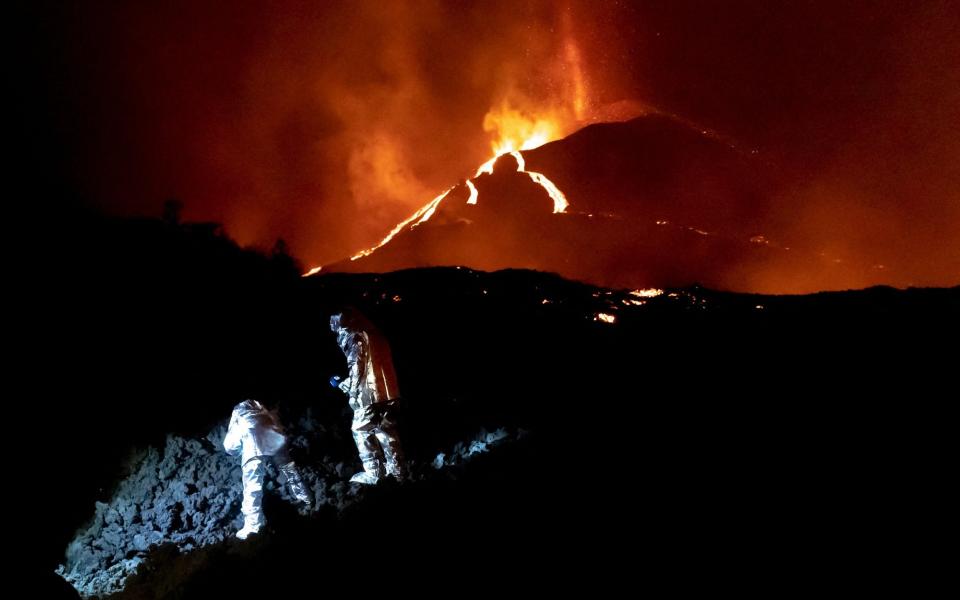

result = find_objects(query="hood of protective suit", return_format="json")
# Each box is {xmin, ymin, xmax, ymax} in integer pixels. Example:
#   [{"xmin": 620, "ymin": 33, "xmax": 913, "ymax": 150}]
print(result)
[{"xmin": 223, "ymin": 399, "xmax": 287, "ymax": 465}]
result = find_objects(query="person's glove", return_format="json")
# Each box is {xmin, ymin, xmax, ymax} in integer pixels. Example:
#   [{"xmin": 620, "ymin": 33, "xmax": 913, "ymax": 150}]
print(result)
[{"xmin": 329, "ymin": 375, "xmax": 343, "ymax": 388}]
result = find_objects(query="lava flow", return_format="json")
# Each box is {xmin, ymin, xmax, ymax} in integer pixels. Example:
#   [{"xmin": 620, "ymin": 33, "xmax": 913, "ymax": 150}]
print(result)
[
  {"xmin": 305, "ymin": 25, "xmax": 588, "ymax": 275},
  {"xmin": 349, "ymin": 186, "xmax": 455, "ymax": 261},
  {"xmin": 321, "ymin": 116, "xmax": 572, "ymax": 271},
  {"xmin": 475, "ymin": 149, "xmax": 569, "ymax": 213}
]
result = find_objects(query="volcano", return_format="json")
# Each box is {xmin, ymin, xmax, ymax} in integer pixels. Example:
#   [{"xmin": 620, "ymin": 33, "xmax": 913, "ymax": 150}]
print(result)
[{"xmin": 324, "ymin": 114, "xmax": 894, "ymax": 294}]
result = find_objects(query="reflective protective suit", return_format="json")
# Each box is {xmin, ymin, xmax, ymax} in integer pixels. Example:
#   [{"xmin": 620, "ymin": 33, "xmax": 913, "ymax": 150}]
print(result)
[
  {"xmin": 331, "ymin": 312, "xmax": 406, "ymax": 484},
  {"xmin": 223, "ymin": 399, "xmax": 311, "ymax": 539}
]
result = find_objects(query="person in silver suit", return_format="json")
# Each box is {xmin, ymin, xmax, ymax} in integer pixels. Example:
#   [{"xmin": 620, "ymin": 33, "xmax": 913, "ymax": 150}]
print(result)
[
  {"xmin": 330, "ymin": 308, "xmax": 406, "ymax": 484},
  {"xmin": 223, "ymin": 399, "xmax": 311, "ymax": 539}
]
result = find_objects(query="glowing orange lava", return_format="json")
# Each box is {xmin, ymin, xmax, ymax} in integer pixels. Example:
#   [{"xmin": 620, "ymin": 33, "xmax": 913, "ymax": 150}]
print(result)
[
  {"xmin": 510, "ymin": 150, "xmax": 525, "ymax": 171},
  {"xmin": 483, "ymin": 102, "xmax": 565, "ymax": 157},
  {"xmin": 349, "ymin": 186, "xmax": 454, "ymax": 261},
  {"xmin": 474, "ymin": 156, "xmax": 496, "ymax": 178},
  {"xmin": 466, "ymin": 179, "xmax": 478, "ymax": 205},
  {"xmin": 525, "ymin": 171, "xmax": 569, "ymax": 213},
  {"xmin": 474, "ymin": 147, "xmax": 569, "ymax": 213},
  {"xmin": 310, "ymin": 79, "xmax": 582, "ymax": 273}
]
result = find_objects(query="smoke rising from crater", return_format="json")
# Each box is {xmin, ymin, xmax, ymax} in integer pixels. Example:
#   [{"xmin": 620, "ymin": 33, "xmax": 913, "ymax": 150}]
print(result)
[{"xmin": 37, "ymin": 0, "xmax": 959, "ymax": 287}]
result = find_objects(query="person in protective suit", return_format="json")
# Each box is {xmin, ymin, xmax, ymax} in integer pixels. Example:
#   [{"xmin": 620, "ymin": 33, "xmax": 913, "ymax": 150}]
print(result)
[
  {"xmin": 223, "ymin": 399, "xmax": 312, "ymax": 539},
  {"xmin": 330, "ymin": 308, "xmax": 406, "ymax": 484}
]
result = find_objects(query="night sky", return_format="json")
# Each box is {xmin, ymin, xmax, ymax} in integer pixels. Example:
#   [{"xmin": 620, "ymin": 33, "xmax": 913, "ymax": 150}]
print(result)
[{"xmin": 21, "ymin": 0, "xmax": 960, "ymax": 284}]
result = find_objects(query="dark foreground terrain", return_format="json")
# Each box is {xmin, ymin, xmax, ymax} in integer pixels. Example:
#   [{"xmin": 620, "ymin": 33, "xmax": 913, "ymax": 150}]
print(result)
[{"xmin": 30, "ymin": 212, "xmax": 956, "ymax": 598}]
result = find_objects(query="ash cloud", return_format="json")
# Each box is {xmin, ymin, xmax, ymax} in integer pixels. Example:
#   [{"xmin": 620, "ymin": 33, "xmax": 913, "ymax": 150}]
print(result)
[
  {"xmin": 34, "ymin": 0, "xmax": 960, "ymax": 286},
  {"xmin": 45, "ymin": 1, "xmax": 610, "ymax": 265}
]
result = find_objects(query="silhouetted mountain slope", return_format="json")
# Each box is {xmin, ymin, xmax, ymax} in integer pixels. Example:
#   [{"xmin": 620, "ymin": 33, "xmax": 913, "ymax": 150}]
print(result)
[
  {"xmin": 33, "ymin": 213, "xmax": 955, "ymax": 597},
  {"xmin": 330, "ymin": 114, "xmax": 909, "ymax": 293}
]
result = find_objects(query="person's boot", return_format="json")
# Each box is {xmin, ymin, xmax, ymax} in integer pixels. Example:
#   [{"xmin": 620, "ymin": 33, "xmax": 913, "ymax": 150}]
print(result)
[
  {"xmin": 375, "ymin": 428, "xmax": 406, "ymax": 480},
  {"xmin": 383, "ymin": 457, "xmax": 406, "ymax": 480},
  {"xmin": 236, "ymin": 513, "xmax": 263, "ymax": 540},
  {"xmin": 279, "ymin": 461, "xmax": 312, "ymax": 507},
  {"xmin": 350, "ymin": 456, "xmax": 383, "ymax": 485}
]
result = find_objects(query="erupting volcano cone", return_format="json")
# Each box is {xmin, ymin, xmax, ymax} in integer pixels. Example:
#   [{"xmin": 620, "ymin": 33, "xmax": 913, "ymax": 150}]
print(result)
[{"xmin": 322, "ymin": 114, "xmax": 893, "ymax": 294}]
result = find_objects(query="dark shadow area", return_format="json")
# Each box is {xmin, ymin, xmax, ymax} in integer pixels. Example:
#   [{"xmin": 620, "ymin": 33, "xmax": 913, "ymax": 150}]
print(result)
[{"xmin": 27, "ymin": 210, "xmax": 956, "ymax": 597}]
